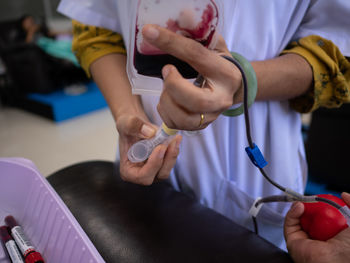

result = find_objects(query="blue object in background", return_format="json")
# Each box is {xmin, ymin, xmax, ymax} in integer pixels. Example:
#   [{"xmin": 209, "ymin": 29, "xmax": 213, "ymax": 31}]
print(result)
[
  {"xmin": 305, "ymin": 178, "xmax": 341, "ymax": 197},
  {"xmin": 27, "ymin": 82, "xmax": 107, "ymax": 122}
]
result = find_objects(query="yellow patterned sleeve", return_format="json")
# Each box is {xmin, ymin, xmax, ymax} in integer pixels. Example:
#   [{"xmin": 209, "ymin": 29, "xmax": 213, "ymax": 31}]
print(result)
[
  {"xmin": 281, "ymin": 35, "xmax": 350, "ymax": 113},
  {"xmin": 72, "ymin": 20, "xmax": 126, "ymax": 78}
]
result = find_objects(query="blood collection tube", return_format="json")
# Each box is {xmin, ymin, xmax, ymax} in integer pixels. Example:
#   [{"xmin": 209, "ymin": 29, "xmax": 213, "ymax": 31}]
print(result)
[
  {"xmin": 0, "ymin": 226, "xmax": 25, "ymax": 263},
  {"xmin": 5, "ymin": 216, "xmax": 44, "ymax": 263},
  {"xmin": 128, "ymin": 123, "xmax": 178, "ymax": 163}
]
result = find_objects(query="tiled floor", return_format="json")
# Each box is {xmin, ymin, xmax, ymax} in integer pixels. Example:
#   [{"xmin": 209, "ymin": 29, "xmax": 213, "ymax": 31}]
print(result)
[{"xmin": 0, "ymin": 106, "xmax": 118, "ymax": 177}]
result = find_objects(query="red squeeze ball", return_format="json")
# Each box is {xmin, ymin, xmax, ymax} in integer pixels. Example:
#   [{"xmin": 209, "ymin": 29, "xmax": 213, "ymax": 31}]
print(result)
[{"xmin": 301, "ymin": 194, "xmax": 349, "ymax": 241}]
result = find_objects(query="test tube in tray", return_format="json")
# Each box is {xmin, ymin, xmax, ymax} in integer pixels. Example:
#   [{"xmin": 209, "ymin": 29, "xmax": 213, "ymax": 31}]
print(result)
[{"xmin": 0, "ymin": 158, "xmax": 105, "ymax": 263}]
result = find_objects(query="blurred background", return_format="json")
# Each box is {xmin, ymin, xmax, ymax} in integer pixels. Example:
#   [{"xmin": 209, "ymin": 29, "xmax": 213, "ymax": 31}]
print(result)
[
  {"xmin": 0, "ymin": 0, "xmax": 69, "ymax": 30},
  {"xmin": 0, "ymin": 0, "xmax": 117, "ymax": 176},
  {"xmin": 0, "ymin": 0, "xmax": 348, "ymax": 196}
]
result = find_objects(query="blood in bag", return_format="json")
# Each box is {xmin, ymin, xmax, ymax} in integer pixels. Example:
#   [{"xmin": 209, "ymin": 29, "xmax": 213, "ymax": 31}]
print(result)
[{"xmin": 134, "ymin": 0, "xmax": 219, "ymax": 79}]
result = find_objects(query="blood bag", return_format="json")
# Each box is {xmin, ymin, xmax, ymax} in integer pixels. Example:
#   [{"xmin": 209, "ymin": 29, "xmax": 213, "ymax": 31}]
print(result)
[{"xmin": 127, "ymin": 0, "xmax": 221, "ymax": 95}]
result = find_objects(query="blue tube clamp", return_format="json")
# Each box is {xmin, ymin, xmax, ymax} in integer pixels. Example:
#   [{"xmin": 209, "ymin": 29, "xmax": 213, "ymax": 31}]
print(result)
[{"xmin": 245, "ymin": 144, "xmax": 268, "ymax": 168}]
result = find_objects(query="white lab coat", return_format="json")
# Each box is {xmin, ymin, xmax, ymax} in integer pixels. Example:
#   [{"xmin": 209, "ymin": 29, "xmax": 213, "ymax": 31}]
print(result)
[{"xmin": 58, "ymin": 0, "xmax": 350, "ymax": 249}]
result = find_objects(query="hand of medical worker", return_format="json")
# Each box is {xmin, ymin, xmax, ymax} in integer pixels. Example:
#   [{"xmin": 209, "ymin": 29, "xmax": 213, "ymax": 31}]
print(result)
[
  {"xmin": 142, "ymin": 24, "xmax": 243, "ymax": 130},
  {"xmin": 90, "ymin": 53, "xmax": 182, "ymax": 185},
  {"xmin": 117, "ymin": 114, "xmax": 182, "ymax": 185},
  {"xmin": 284, "ymin": 192, "xmax": 350, "ymax": 263}
]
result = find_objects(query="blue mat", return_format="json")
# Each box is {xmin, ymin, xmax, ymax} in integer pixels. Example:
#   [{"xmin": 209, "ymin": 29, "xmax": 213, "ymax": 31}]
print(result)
[{"xmin": 27, "ymin": 82, "xmax": 107, "ymax": 122}]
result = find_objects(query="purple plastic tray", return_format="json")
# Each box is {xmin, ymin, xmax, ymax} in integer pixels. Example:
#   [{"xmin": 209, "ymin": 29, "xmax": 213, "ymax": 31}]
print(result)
[{"xmin": 0, "ymin": 158, "xmax": 105, "ymax": 263}]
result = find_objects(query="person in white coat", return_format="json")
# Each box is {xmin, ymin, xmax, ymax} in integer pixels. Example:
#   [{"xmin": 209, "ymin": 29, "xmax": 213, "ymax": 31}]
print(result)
[{"xmin": 58, "ymin": 0, "xmax": 350, "ymax": 249}]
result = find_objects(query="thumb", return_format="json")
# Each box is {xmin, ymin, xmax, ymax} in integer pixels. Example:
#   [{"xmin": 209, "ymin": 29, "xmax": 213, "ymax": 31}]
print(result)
[
  {"xmin": 117, "ymin": 115, "xmax": 156, "ymax": 139},
  {"xmin": 162, "ymin": 64, "xmax": 183, "ymax": 80},
  {"xmin": 142, "ymin": 24, "xmax": 221, "ymax": 79},
  {"xmin": 285, "ymin": 202, "xmax": 305, "ymax": 228},
  {"xmin": 341, "ymin": 192, "xmax": 350, "ymax": 206},
  {"xmin": 284, "ymin": 202, "xmax": 308, "ymax": 243},
  {"xmin": 140, "ymin": 123, "xmax": 157, "ymax": 138}
]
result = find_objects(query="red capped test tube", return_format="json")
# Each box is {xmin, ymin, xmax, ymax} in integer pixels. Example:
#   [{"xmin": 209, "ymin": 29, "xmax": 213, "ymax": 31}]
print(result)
[
  {"xmin": 5, "ymin": 216, "xmax": 44, "ymax": 263},
  {"xmin": 0, "ymin": 226, "xmax": 25, "ymax": 263}
]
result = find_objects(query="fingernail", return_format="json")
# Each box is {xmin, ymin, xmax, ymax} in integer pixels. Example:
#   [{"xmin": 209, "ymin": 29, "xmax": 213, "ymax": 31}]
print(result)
[
  {"xmin": 141, "ymin": 124, "xmax": 155, "ymax": 137},
  {"xmin": 158, "ymin": 147, "xmax": 166, "ymax": 159},
  {"xmin": 290, "ymin": 202, "xmax": 302, "ymax": 214},
  {"xmin": 162, "ymin": 66, "xmax": 171, "ymax": 78},
  {"xmin": 143, "ymin": 25, "xmax": 159, "ymax": 40}
]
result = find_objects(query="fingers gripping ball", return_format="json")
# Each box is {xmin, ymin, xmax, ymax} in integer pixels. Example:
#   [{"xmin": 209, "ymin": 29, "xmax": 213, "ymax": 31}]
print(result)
[{"xmin": 301, "ymin": 194, "xmax": 349, "ymax": 241}]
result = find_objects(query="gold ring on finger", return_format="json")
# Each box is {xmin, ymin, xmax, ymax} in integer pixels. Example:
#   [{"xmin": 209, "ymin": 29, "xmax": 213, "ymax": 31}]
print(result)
[{"xmin": 199, "ymin": 113, "xmax": 205, "ymax": 128}]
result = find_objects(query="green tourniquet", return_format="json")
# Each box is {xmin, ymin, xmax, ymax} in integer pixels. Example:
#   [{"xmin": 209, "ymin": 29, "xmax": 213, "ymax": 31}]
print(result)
[{"xmin": 222, "ymin": 52, "xmax": 258, "ymax": 117}]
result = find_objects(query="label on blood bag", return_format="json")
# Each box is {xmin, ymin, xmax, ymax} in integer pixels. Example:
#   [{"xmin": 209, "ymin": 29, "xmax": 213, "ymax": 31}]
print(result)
[
  {"xmin": 11, "ymin": 226, "xmax": 34, "ymax": 256},
  {"xmin": 5, "ymin": 240, "xmax": 25, "ymax": 263}
]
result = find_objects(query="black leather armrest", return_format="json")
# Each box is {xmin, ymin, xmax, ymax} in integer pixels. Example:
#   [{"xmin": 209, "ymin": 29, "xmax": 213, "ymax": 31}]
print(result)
[{"xmin": 48, "ymin": 161, "xmax": 292, "ymax": 263}]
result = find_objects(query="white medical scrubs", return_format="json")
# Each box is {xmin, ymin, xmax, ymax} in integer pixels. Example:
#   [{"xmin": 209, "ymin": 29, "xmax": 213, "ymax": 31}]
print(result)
[{"xmin": 58, "ymin": 0, "xmax": 350, "ymax": 249}]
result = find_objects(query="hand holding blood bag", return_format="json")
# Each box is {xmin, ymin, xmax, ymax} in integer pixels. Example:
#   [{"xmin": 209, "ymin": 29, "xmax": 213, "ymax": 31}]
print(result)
[{"xmin": 134, "ymin": 0, "xmax": 219, "ymax": 79}]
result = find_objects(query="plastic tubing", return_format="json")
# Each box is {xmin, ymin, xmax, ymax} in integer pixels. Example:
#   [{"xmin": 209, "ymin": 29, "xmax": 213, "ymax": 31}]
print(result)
[
  {"xmin": 128, "ymin": 123, "xmax": 178, "ymax": 163},
  {"xmin": 225, "ymin": 52, "xmax": 350, "ymax": 223}
]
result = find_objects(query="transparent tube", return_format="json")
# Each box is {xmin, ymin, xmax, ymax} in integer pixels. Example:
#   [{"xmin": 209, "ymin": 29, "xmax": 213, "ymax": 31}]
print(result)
[
  {"xmin": 128, "ymin": 74, "xmax": 203, "ymax": 163},
  {"xmin": 128, "ymin": 124, "xmax": 177, "ymax": 163}
]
